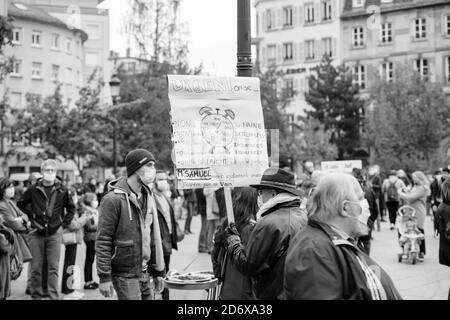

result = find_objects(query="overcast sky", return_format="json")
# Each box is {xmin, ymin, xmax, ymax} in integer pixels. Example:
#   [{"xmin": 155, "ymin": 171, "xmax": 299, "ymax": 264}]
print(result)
[{"xmin": 100, "ymin": 0, "xmax": 252, "ymax": 76}]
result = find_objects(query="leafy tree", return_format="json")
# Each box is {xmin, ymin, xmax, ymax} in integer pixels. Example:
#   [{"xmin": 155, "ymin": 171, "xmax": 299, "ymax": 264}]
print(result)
[
  {"xmin": 0, "ymin": 15, "xmax": 14, "ymax": 83},
  {"xmin": 364, "ymin": 64, "xmax": 450, "ymax": 171},
  {"xmin": 305, "ymin": 54, "xmax": 364, "ymax": 160}
]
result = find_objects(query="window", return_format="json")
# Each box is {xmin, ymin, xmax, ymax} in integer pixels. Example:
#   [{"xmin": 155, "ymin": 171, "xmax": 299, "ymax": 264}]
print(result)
[
  {"xmin": 267, "ymin": 45, "xmax": 276, "ymax": 65},
  {"xmin": 31, "ymin": 31, "xmax": 41, "ymax": 47},
  {"xmin": 66, "ymin": 67, "xmax": 73, "ymax": 84},
  {"xmin": 322, "ymin": 37, "xmax": 332, "ymax": 57},
  {"xmin": 31, "ymin": 62, "xmax": 43, "ymax": 79},
  {"xmin": 11, "ymin": 60, "xmax": 22, "ymax": 76},
  {"xmin": 51, "ymin": 34, "xmax": 60, "ymax": 50},
  {"xmin": 414, "ymin": 18, "xmax": 426, "ymax": 39},
  {"xmin": 353, "ymin": 65, "xmax": 366, "ymax": 90},
  {"xmin": 66, "ymin": 38, "xmax": 72, "ymax": 54},
  {"xmin": 285, "ymin": 79, "xmax": 294, "ymax": 97},
  {"xmin": 86, "ymin": 24, "xmax": 100, "ymax": 40},
  {"xmin": 352, "ymin": 27, "xmax": 365, "ymax": 47},
  {"xmin": 445, "ymin": 14, "xmax": 450, "ymax": 36},
  {"xmin": 380, "ymin": 23, "xmax": 392, "ymax": 43},
  {"xmin": 283, "ymin": 6, "xmax": 293, "ymax": 27},
  {"xmin": 322, "ymin": 1, "xmax": 332, "ymax": 21},
  {"xmin": 85, "ymin": 52, "xmax": 101, "ymax": 67},
  {"xmin": 380, "ymin": 62, "xmax": 394, "ymax": 82},
  {"xmin": 10, "ymin": 92, "xmax": 22, "ymax": 109},
  {"xmin": 266, "ymin": 9, "xmax": 275, "ymax": 31},
  {"xmin": 12, "ymin": 28, "xmax": 21, "ymax": 44},
  {"xmin": 415, "ymin": 58, "xmax": 429, "ymax": 79},
  {"xmin": 305, "ymin": 3, "xmax": 315, "ymax": 23},
  {"xmin": 51, "ymin": 65, "xmax": 60, "ymax": 82},
  {"xmin": 305, "ymin": 40, "xmax": 315, "ymax": 60},
  {"xmin": 283, "ymin": 42, "xmax": 293, "ymax": 62}
]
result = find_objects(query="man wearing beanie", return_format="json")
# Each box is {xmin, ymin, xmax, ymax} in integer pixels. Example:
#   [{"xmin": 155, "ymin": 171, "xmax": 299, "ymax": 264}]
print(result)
[{"xmin": 96, "ymin": 149, "xmax": 166, "ymax": 300}]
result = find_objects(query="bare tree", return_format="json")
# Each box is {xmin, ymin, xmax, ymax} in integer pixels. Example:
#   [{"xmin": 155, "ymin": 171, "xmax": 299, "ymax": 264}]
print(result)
[{"xmin": 124, "ymin": 0, "xmax": 188, "ymax": 64}]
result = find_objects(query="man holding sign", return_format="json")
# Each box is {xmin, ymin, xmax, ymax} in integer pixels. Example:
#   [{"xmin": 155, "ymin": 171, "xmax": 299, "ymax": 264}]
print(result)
[{"xmin": 223, "ymin": 167, "xmax": 307, "ymax": 300}]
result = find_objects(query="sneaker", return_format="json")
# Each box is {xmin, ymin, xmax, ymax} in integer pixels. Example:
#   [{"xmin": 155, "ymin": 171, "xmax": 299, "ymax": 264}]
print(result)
[
  {"xmin": 390, "ymin": 224, "xmax": 395, "ymax": 230},
  {"xmin": 63, "ymin": 291, "xmax": 85, "ymax": 300},
  {"xmin": 418, "ymin": 253, "xmax": 425, "ymax": 261},
  {"xmin": 84, "ymin": 282, "xmax": 97, "ymax": 290}
]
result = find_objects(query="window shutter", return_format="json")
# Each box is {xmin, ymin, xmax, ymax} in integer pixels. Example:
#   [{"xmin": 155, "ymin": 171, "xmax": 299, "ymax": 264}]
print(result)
[
  {"xmin": 263, "ymin": 11, "xmax": 267, "ymax": 31},
  {"xmin": 332, "ymin": 37, "xmax": 337, "ymax": 59},
  {"xmin": 294, "ymin": 78, "xmax": 299, "ymax": 95},
  {"xmin": 293, "ymin": 6, "xmax": 298, "ymax": 27},
  {"xmin": 333, "ymin": 0, "xmax": 338, "ymax": 20},
  {"xmin": 294, "ymin": 42, "xmax": 299, "ymax": 62},
  {"xmin": 299, "ymin": 42, "xmax": 304, "ymax": 63},
  {"xmin": 316, "ymin": 39, "xmax": 322, "ymax": 61},
  {"xmin": 276, "ymin": 8, "xmax": 282, "ymax": 28},
  {"xmin": 315, "ymin": 2, "xmax": 320, "ymax": 22},
  {"xmin": 277, "ymin": 44, "xmax": 283, "ymax": 64},
  {"xmin": 299, "ymin": 5, "xmax": 304, "ymax": 25},
  {"xmin": 299, "ymin": 78, "xmax": 304, "ymax": 95},
  {"xmin": 262, "ymin": 47, "xmax": 266, "ymax": 67},
  {"xmin": 304, "ymin": 76, "xmax": 309, "ymax": 93}
]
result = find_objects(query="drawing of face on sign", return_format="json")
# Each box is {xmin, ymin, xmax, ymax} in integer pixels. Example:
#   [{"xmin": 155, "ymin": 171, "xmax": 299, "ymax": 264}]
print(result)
[{"xmin": 199, "ymin": 106, "xmax": 235, "ymax": 154}]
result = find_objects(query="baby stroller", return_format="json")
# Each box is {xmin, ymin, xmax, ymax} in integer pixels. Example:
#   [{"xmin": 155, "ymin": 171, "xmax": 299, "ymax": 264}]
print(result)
[{"xmin": 396, "ymin": 205, "xmax": 425, "ymax": 264}]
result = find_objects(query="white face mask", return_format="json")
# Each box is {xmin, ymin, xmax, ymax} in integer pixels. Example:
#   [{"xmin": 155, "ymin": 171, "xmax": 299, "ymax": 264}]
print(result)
[
  {"xmin": 4, "ymin": 187, "xmax": 14, "ymax": 199},
  {"xmin": 43, "ymin": 172, "xmax": 56, "ymax": 183},
  {"xmin": 344, "ymin": 199, "xmax": 371, "ymax": 226},
  {"xmin": 138, "ymin": 166, "xmax": 156, "ymax": 185},
  {"xmin": 91, "ymin": 200, "xmax": 99, "ymax": 209},
  {"xmin": 156, "ymin": 180, "xmax": 170, "ymax": 192}
]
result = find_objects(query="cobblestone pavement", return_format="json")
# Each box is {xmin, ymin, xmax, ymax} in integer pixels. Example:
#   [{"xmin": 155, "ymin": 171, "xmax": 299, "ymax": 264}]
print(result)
[{"xmin": 9, "ymin": 214, "xmax": 449, "ymax": 300}]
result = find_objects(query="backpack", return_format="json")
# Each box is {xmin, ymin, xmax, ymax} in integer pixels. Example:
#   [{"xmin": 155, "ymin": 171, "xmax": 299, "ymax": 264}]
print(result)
[{"xmin": 387, "ymin": 182, "xmax": 398, "ymax": 201}]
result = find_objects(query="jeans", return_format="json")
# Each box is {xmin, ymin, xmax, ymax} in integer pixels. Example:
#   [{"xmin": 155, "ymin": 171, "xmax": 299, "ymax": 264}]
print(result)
[
  {"xmin": 184, "ymin": 202, "xmax": 195, "ymax": 232},
  {"xmin": 61, "ymin": 244, "xmax": 77, "ymax": 294},
  {"xmin": 84, "ymin": 240, "xmax": 95, "ymax": 283},
  {"xmin": 386, "ymin": 201, "xmax": 399, "ymax": 225},
  {"xmin": 30, "ymin": 230, "xmax": 62, "ymax": 300},
  {"xmin": 198, "ymin": 215, "xmax": 208, "ymax": 252},
  {"xmin": 418, "ymin": 228, "xmax": 426, "ymax": 256},
  {"xmin": 112, "ymin": 272, "xmax": 153, "ymax": 300},
  {"xmin": 206, "ymin": 219, "xmax": 220, "ymax": 253}
]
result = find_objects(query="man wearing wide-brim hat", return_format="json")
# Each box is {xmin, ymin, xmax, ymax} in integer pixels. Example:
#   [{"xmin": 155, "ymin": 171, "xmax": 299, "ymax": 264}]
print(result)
[{"xmin": 224, "ymin": 167, "xmax": 308, "ymax": 300}]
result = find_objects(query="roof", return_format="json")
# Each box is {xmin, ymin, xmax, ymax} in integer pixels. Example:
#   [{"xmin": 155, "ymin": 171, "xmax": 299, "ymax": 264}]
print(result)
[
  {"xmin": 341, "ymin": 0, "xmax": 450, "ymax": 19},
  {"xmin": 8, "ymin": 2, "xmax": 88, "ymax": 42}
]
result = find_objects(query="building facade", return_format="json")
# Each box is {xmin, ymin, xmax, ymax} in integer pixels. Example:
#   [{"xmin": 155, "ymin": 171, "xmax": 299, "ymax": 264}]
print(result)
[
  {"xmin": 341, "ymin": 0, "xmax": 450, "ymax": 93},
  {"xmin": 1, "ymin": 0, "xmax": 8, "ymax": 15},
  {"xmin": 109, "ymin": 49, "xmax": 151, "ymax": 76},
  {"xmin": 5, "ymin": 2, "xmax": 87, "ymax": 109},
  {"xmin": 22, "ymin": 0, "xmax": 112, "ymax": 104},
  {"xmin": 253, "ymin": 0, "xmax": 344, "ymax": 124}
]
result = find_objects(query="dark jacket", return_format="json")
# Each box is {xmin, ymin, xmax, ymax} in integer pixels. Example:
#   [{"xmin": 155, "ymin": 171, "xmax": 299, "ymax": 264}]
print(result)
[
  {"xmin": 212, "ymin": 218, "xmax": 255, "ymax": 300},
  {"xmin": 0, "ymin": 223, "xmax": 13, "ymax": 300},
  {"xmin": 215, "ymin": 188, "xmax": 227, "ymax": 219},
  {"xmin": 226, "ymin": 199, "xmax": 307, "ymax": 300},
  {"xmin": 436, "ymin": 201, "xmax": 450, "ymax": 266},
  {"xmin": 82, "ymin": 205, "xmax": 98, "ymax": 243},
  {"xmin": 154, "ymin": 192, "xmax": 178, "ymax": 256},
  {"xmin": 195, "ymin": 189, "xmax": 206, "ymax": 217},
  {"xmin": 0, "ymin": 199, "xmax": 29, "ymax": 232},
  {"xmin": 17, "ymin": 178, "xmax": 76, "ymax": 237},
  {"xmin": 283, "ymin": 220, "xmax": 402, "ymax": 300},
  {"xmin": 95, "ymin": 178, "xmax": 164, "ymax": 284}
]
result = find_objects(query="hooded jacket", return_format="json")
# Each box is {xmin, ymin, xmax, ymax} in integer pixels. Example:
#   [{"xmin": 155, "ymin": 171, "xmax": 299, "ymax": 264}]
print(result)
[
  {"xmin": 95, "ymin": 177, "xmax": 165, "ymax": 284},
  {"xmin": 226, "ymin": 194, "xmax": 307, "ymax": 300},
  {"xmin": 17, "ymin": 177, "xmax": 76, "ymax": 237},
  {"xmin": 283, "ymin": 220, "xmax": 402, "ymax": 300}
]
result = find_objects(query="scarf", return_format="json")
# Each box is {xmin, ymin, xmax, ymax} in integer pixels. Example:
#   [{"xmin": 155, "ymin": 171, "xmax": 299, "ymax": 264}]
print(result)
[
  {"xmin": 256, "ymin": 193, "xmax": 299, "ymax": 221},
  {"xmin": 154, "ymin": 192, "xmax": 172, "ymax": 234}
]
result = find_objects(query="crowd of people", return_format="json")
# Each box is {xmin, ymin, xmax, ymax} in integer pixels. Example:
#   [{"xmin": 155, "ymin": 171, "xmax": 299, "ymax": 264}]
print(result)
[{"xmin": 1, "ymin": 151, "xmax": 449, "ymax": 300}]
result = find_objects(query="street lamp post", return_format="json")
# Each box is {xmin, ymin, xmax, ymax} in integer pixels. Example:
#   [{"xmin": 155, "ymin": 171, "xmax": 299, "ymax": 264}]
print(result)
[
  {"xmin": 237, "ymin": 0, "xmax": 252, "ymax": 77},
  {"xmin": 109, "ymin": 74, "xmax": 121, "ymax": 176}
]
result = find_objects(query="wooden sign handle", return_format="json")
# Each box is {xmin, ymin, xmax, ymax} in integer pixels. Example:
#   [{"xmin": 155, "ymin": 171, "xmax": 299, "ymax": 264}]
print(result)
[{"xmin": 224, "ymin": 186, "xmax": 234, "ymax": 225}]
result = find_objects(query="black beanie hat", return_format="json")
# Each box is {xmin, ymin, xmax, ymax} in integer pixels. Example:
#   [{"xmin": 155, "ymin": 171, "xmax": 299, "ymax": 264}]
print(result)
[{"xmin": 125, "ymin": 149, "xmax": 156, "ymax": 177}]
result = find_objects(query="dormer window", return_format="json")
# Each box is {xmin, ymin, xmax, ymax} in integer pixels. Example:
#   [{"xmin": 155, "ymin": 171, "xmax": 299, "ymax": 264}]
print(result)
[{"xmin": 352, "ymin": 0, "xmax": 365, "ymax": 8}]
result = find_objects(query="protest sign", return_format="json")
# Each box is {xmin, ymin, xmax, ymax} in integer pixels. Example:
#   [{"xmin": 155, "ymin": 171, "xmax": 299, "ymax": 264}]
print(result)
[
  {"xmin": 167, "ymin": 75, "xmax": 269, "ymax": 189},
  {"xmin": 321, "ymin": 160, "xmax": 362, "ymax": 173}
]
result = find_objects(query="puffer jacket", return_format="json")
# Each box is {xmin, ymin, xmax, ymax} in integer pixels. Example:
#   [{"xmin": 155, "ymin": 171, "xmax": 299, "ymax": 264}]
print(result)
[
  {"xmin": 226, "ymin": 197, "xmax": 307, "ymax": 300},
  {"xmin": 95, "ymin": 178, "xmax": 165, "ymax": 284}
]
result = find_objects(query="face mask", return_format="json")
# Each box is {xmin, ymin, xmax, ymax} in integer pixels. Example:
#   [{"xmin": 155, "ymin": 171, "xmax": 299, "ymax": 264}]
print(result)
[
  {"xmin": 43, "ymin": 172, "xmax": 56, "ymax": 182},
  {"xmin": 388, "ymin": 176, "xmax": 397, "ymax": 184},
  {"xmin": 4, "ymin": 187, "xmax": 14, "ymax": 199},
  {"xmin": 344, "ymin": 199, "xmax": 370, "ymax": 226},
  {"xmin": 138, "ymin": 166, "xmax": 156, "ymax": 185},
  {"xmin": 91, "ymin": 201, "xmax": 99, "ymax": 209},
  {"xmin": 156, "ymin": 180, "xmax": 170, "ymax": 192}
]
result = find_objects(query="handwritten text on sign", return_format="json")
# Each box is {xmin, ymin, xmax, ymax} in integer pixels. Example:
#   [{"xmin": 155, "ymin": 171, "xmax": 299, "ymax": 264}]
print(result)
[{"xmin": 168, "ymin": 75, "xmax": 269, "ymax": 189}]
